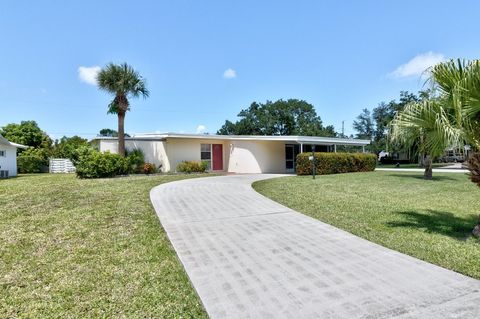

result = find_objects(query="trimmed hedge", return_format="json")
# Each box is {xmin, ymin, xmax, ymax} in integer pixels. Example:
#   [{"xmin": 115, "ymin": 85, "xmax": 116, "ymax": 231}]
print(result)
[
  {"xmin": 296, "ymin": 152, "xmax": 377, "ymax": 175},
  {"xmin": 176, "ymin": 161, "xmax": 208, "ymax": 173}
]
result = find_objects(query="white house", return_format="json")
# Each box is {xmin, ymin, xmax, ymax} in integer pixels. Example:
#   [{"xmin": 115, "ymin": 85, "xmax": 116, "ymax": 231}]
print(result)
[
  {"xmin": 94, "ymin": 133, "xmax": 370, "ymax": 174},
  {"xmin": 0, "ymin": 134, "xmax": 28, "ymax": 178}
]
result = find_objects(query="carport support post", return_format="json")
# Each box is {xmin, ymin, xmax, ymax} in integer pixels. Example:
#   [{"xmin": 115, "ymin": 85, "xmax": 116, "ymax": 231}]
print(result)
[{"xmin": 312, "ymin": 145, "xmax": 316, "ymax": 179}]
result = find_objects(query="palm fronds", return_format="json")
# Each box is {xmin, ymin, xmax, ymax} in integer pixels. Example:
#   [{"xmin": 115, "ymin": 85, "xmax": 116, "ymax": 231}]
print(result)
[{"xmin": 390, "ymin": 100, "xmax": 462, "ymax": 159}]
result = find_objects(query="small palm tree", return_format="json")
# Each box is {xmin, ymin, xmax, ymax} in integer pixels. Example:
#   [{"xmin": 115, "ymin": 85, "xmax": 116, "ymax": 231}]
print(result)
[
  {"xmin": 97, "ymin": 63, "xmax": 149, "ymax": 156},
  {"xmin": 390, "ymin": 100, "xmax": 460, "ymax": 179},
  {"xmin": 429, "ymin": 59, "xmax": 480, "ymax": 149}
]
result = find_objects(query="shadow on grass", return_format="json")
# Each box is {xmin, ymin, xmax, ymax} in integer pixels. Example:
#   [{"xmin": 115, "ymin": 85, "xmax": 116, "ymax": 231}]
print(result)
[
  {"xmin": 387, "ymin": 210, "xmax": 477, "ymax": 240},
  {"xmin": 388, "ymin": 173, "xmax": 459, "ymax": 181}
]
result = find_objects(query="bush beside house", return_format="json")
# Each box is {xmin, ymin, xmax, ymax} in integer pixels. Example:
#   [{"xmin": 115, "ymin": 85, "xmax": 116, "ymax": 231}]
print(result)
[
  {"xmin": 75, "ymin": 148, "xmax": 129, "ymax": 178},
  {"xmin": 142, "ymin": 163, "xmax": 156, "ymax": 175},
  {"xmin": 176, "ymin": 161, "xmax": 208, "ymax": 173},
  {"xmin": 74, "ymin": 147, "xmax": 157, "ymax": 178},
  {"xmin": 296, "ymin": 152, "xmax": 377, "ymax": 175},
  {"xmin": 125, "ymin": 148, "xmax": 145, "ymax": 173}
]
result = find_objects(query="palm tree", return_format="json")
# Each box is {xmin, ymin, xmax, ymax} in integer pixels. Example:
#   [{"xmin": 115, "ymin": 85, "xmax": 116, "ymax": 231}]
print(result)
[
  {"xmin": 429, "ymin": 59, "xmax": 480, "ymax": 149},
  {"xmin": 390, "ymin": 59, "xmax": 480, "ymax": 180},
  {"xmin": 97, "ymin": 63, "xmax": 149, "ymax": 157},
  {"xmin": 390, "ymin": 100, "xmax": 460, "ymax": 179}
]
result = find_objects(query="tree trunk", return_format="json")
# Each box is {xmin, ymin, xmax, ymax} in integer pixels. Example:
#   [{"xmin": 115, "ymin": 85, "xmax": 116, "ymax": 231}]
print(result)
[
  {"xmin": 424, "ymin": 155, "xmax": 433, "ymax": 180},
  {"xmin": 117, "ymin": 111, "xmax": 126, "ymax": 157}
]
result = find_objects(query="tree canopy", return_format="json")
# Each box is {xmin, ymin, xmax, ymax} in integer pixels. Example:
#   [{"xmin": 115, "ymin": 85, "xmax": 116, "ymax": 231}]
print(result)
[
  {"xmin": 98, "ymin": 129, "xmax": 130, "ymax": 137},
  {"xmin": 98, "ymin": 128, "xmax": 118, "ymax": 137},
  {"xmin": 52, "ymin": 136, "xmax": 89, "ymax": 161},
  {"xmin": 217, "ymin": 99, "xmax": 336, "ymax": 137},
  {"xmin": 0, "ymin": 120, "xmax": 52, "ymax": 150},
  {"xmin": 353, "ymin": 108, "xmax": 374, "ymax": 140},
  {"xmin": 352, "ymin": 90, "xmax": 430, "ymax": 154}
]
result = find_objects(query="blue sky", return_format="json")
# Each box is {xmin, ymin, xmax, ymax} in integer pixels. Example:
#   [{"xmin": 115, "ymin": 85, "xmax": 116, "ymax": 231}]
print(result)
[{"xmin": 1, "ymin": 1, "xmax": 479, "ymax": 139}]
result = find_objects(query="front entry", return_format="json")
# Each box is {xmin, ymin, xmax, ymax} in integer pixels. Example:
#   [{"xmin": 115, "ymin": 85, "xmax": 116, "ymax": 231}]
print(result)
[
  {"xmin": 212, "ymin": 144, "xmax": 223, "ymax": 171},
  {"xmin": 285, "ymin": 144, "xmax": 300, "ymax": 172}
]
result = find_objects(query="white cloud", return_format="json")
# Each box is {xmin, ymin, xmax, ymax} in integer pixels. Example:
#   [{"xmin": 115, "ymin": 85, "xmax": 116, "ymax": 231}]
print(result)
[
  {"xmin": 78, "ymin": 65, "xmax": 101, "ymax": 85},
  {"xmin": 223, "ymin": 68, "xmax": 237, "ymax": 79},
  {"xmin": 196, "ymin": 125, "xmax": 207, "ymax": 134},
  {"xmin": 389, "ymin": 52, "xmax": 446, "ymax": 79}
]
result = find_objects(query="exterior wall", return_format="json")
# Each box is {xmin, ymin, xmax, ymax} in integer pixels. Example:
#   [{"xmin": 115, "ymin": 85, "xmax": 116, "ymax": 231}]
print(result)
[
  {"xmin": 165, "ymin": 138, "xmax": 229, "ymax": 172},
  {"xmin": 0, "ymin": 145, "xmax": 18, "ymax": 177},
  {"xmin": 98, "ymin": 138, "xmax": 230, "ymax": 173},
  {"xmin": 99, "ymin": 139, "xmax": 119, "ymax": 154},
  {"xmin": 97, "ymin": 136, "xmax": 370, "ymax": 174},
  {"xmin": 99, "ymin": 140, "xmax": 169, "ymax": 172},
  {"xmin": 227, "ymin": 140, "xmax": 286, "ymax": 174}
]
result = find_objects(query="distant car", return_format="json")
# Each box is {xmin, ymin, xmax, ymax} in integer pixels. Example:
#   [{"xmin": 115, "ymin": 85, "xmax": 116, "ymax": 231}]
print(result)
[{"xmin": 439, "ymin": 155, "xmax": 465, "ymax": 163}]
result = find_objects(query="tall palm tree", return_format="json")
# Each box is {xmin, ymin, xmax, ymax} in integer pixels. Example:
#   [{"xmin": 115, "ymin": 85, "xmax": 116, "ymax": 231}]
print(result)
[
  {"xmin": 390, "ymin": 100, "xmax": 460, "ymax": 179},
  {"xmin": 97, "ymin": 63, "xmax": 149, "ymax": 156}
]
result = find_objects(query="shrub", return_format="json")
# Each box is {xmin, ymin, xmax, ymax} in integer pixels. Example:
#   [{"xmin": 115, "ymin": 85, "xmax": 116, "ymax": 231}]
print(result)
[
  {"xmin": 126, "ymin": 148, "xmax": 145, "ymax": 173},
  {"xmin": 468, "ymin": 153, "xmax": 480, "ymax": 187},
  {"xmin": 143, "ymin": 163, "xmax": 156, "ymax": 175},
  {"xmin": 17, "ymin": 148, "xmax": 49, "ymax": 173},
  {"xmin": 75, "ymin": 148, "xmax": 129, "ymax": 178},
  {"xmin": 296, "ymin": 152, "xmax": 377, "ymax": 175},
  {"xmin": 176, "ymin": 161, "xmax": 208, "ymax": 173}
]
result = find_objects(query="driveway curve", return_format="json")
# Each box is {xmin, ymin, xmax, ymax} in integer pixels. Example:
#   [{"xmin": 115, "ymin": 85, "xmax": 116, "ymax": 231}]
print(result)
[{"xmin": 150, "ymin": 174, "xmax": 480, "ymax": 319}]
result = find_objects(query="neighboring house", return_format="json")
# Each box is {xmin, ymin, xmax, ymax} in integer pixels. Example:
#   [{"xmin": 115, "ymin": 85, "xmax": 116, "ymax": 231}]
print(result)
[
  {"xmin": 94, "ymin": 133, "xmax": 370, "ymax": 174},
  {"xmin": 0, "ymin": 134, "xmax": 28, "ymax": 178}
]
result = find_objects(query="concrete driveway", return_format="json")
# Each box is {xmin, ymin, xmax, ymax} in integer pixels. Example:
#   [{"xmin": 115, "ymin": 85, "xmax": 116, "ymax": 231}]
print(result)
[{"xmin": 150, "ymin": 174, "xmax": 480, "ymax": 318}]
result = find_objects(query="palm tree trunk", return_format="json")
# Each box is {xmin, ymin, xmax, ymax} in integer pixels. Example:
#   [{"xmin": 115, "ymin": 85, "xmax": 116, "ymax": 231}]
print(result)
[
  {"xmin": 424, "ymin": 155, "xmax": 433, "ymax": 180},
  {"xmin": 117, "ymin": 111, "xmax": 126, "ymax": 157}
]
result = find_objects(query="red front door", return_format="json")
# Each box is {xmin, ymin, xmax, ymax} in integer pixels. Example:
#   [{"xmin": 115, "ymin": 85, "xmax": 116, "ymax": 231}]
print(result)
[{"xmin": 212, "ymin": 144, "xmax": 223, "ymax": 170}]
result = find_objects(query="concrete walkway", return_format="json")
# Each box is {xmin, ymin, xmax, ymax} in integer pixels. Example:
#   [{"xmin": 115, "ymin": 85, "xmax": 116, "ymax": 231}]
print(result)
[{"xmin": 150, "ymin": 174, "xmax": 480, "ymax": 318}]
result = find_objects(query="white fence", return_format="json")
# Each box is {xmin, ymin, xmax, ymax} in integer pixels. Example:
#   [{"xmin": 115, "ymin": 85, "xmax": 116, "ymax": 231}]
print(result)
[{"xmin": 49, "ymin": 158, "xmax": 76, "ymax": 174}]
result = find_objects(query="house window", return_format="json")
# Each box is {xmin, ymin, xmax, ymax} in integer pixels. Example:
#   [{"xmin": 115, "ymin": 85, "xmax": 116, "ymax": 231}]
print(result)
[
  {"xmin": 200, "ymin": 144, "xmax": 211, "ymax": 170},
  {"xmin": 0, "ymin": 150, "xmax": 5, "ymax": 157}
]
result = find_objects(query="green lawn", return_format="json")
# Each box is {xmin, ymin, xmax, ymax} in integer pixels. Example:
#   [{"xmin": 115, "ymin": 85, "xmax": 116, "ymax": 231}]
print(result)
[
  {"xmin": 253, "ymin": 171, "xmax": 480, "ymax": 279},
  {"xmin": 0, "ymin": 174, "xmax": 208, "ymax": 318}
]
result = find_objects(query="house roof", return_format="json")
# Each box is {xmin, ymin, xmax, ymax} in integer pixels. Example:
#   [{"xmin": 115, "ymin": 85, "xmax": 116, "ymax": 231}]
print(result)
[
  {"xmin": 0, "ymin": 134, "xmax": 28, "ymax": 149},
  {"xmin": 93, "ymin": 133, "xmax": 370, "ymax": 146}
]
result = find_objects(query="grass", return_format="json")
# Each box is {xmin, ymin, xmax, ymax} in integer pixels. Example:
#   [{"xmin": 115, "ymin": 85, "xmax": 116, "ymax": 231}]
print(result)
[
  {"xmin": 0, "ymin": 174, "xmax": 209, "ymax": 318},
  {"xmin": 253, "ymin": 171, "xmax": 480, "ymax": 279},
  {"xmin": 377, "ymin": 163, "xmax": 448, "ymax": 169}
]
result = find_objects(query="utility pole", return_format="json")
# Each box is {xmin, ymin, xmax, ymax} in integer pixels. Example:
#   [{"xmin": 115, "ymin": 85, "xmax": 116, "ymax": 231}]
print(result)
[{"xmin": 342, "ymin": 120, "xmax": 345, "ymax": 138}]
